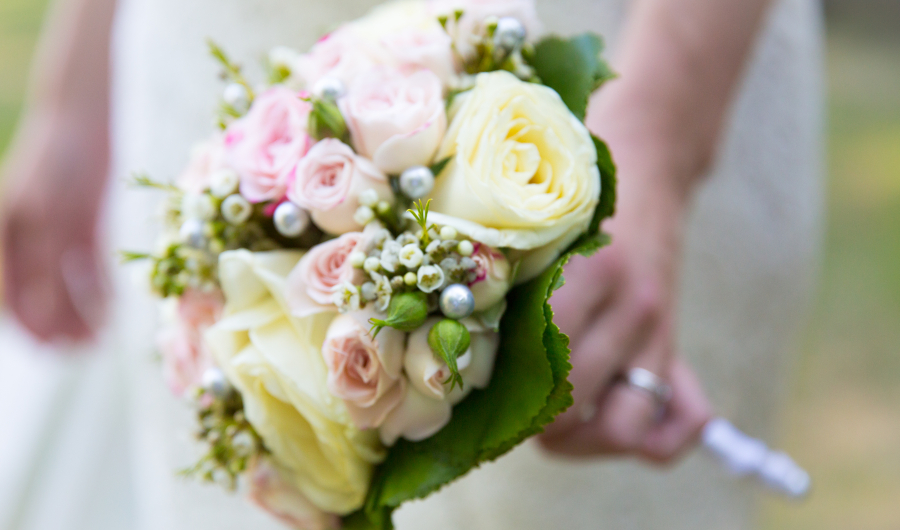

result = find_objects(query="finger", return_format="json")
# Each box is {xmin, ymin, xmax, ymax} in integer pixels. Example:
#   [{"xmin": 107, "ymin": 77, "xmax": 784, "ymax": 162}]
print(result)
[
  {"xmin": 640, "ymin": 358, "xmax": 712, "ymax": 464},
  {"xmin": 542, "ymin": 291, "xmax": 657, "ymax": 439},
  {"xmin": 551, "ymin": 251, "xmax": 623, "ymax": 343}
]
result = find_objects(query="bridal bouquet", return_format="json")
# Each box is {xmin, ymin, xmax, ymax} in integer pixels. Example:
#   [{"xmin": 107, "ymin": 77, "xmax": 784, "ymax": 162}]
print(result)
[{"xmin": 127, "ymin": 0, "xmax": 615, "ymax": 528}]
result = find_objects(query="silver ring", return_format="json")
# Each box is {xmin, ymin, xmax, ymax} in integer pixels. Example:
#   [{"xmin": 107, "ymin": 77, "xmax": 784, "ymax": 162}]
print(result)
[{"xmin": 624, "ymin": 367, "xmax": 672, "ymax": 405}]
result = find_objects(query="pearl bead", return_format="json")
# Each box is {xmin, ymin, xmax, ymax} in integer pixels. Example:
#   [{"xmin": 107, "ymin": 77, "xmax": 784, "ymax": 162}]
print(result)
[
  {"xmin": 202, "ymin": 367, "xmax": 233, "ymax": 399},
  {"xmin": 223, "ymin": 83, "xmax": 249, "ymax": 108},
  {"xmin": 273, "ymin": 202, "xmax": 309, "ymax": 237},
  {"xmin": 494, "ymin": 17, "xmax": 526, "ymax": 53},
  {"xmin": 313, "ymin": 77, "xmax": 345, "ymax": 102},
  {"xmin": 439, "ymin": 283, "xmax": 475, "ymax": 320},
  {"xmin": 399, "ymin": 166, "xmax": 435, "ymax": 199},
  {"xmin": 180, "ymin": 219, "xmax": 207, "ymax": 249}
]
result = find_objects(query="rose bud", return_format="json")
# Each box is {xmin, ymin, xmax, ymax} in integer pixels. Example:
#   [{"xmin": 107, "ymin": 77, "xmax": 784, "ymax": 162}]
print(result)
[
  {"xmin": 468, "ymin": 244, "xmax": 513, "ymax": 311},
  {"xmin": 322, "ymin": 311, "xmax": 405, "ymax": 429},
  {"xmin": 368, "ymin": 291, "xmax": 429, "ymax": 337},
  {"xmin": 288, "ymin": 138, "xmax": 393, "ymax": 235}
]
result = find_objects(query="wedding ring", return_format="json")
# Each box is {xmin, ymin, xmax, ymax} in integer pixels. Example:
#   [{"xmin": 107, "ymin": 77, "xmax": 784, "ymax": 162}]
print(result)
[{"xmin": 624, "ymin": 367, "xmax": 672, "ymax": 405}]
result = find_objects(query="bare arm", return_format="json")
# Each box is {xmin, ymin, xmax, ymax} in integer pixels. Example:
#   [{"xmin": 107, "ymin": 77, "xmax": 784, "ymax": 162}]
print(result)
[
  {"xmin": 1, "ymin": 0, "xmax": 117, "ymax": 341},
  {"xmin": 542, "ymin": 0, "xmax": 773, "ymax": 460}
]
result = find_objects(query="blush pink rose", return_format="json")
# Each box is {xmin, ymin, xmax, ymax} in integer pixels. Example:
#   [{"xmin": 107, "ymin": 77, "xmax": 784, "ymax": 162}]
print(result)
[
  {"xmin": 246, "ymin": 457, "xmax": 341, "ymax": 530},
  {"xmin": 156, "ymin": 289, "xmax": 224, "ymax": 397},
  {"xmin": 294, "ymin": 29, "xmax": 377, "ymax": 89},
  {"xmin": 288, "ymin": 139, "xmax": 393, "ymax": 235},
  {"xmin": 321, "ymin": 312, "xmax": 405, "ymax": 430},
  {"xmin": 340, "ymin": 67, "xmax": 446, "ymax": 174},
  {"xmin": 225, "ymin": 87, "xmax": 312, "ymax": 203},
  {"xmin": 178, "ymin": 135, "xmax": 228, "ymax": 194},
  {"xmin": 379, "ymin": 28, "xmax": 457, "ymax": 85},
  {"xmin": 286, "ymin": 233, "xmax": 365, "ymax": 317},
  {"xmin": 468, "ymin": 244, "xmax": 512, "ymax": 311}
]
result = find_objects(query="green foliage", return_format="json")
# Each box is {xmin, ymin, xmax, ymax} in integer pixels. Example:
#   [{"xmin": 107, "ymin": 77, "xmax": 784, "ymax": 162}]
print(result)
[
  {"xmin": 427, "ymin": 319, "xmax": 471, "ymax": 391},
  {"xmin": 528, "ymin": 34, "xmax": 615, "ymax": 121},
  {"xmin": 407, "ymin": 199, "xmax": 434, "ymax": 245},
  {"xmin": 429, "ymin": 156, "xmax": 452, "ymax": 178},
  {"xmin": 207, "ymin": 39, "xmax": 255, "ymax": 102},
  {"xmin": 308, "ymin": 97, "xmax": 349, "ymax": 142},
  {"xmin": 589, "ymin": 135, "xmax": 617, "ymax": 235}
]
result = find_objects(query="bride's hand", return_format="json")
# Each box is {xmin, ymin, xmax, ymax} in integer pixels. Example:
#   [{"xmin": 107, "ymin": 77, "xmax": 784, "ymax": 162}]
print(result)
[
  {"xmin": 2, "ymin": 115, "xmax": 109, "ymax": 342},
  {"xmin": 539, "ymin": 93, "xmax": 713, "ymax": 462}
]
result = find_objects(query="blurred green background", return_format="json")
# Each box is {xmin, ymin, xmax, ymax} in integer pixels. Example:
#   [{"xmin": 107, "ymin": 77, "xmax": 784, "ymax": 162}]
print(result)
[{"xmin": 1, "ymin": 1, "xmax": 898, "ymax": 529}]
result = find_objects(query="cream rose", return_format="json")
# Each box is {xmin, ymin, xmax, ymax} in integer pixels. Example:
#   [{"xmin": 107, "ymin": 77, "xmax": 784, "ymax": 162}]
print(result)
[
  {"xmin": 285, "ymin": 232, "xmax": 365, "ymax": 317},
  {"xmin": 246, "ymin": 457, "xmax": 341, "ymax": 530},
  {"xmin": 225, "ymin": 87, "xmax": 312, "ymax": 203},
  {"xmin": 205, "ymin": 250, "xmax": 384, "ymax": 515},
  {"xmin": 380, "ymin": 317, "xmax": 499, "ymax": 445},
  {"xmin": 340, "ymin": 67, "xmax": 446, "ymax": 174},
  {"xmin": 288, "ymin": 139, "xmax": 393, "ymax": 235},
  {"xmin": 427, "ymin": 71, "xmax": 600, "ymax": 281},
  {"xmin": 322, "ymin": 312, "xmax": 406, "ymax": 429}
]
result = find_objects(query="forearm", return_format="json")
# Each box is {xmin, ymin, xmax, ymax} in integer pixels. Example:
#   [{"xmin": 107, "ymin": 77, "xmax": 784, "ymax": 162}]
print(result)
[
  {"xmin": 588, "ymin": 0, "xmax": 773, "ymax": 200},
  {"xmin": 3, "ymin": 0, "xmax": 117, "ymax": 209}
]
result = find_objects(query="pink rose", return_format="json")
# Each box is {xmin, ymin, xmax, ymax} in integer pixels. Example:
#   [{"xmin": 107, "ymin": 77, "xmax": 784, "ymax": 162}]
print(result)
[
  {"xmin": 178, "ymin": 135, "xmax": 228, "ymax": 194},
  {"xmin": 247, "ymin": 457, "xmax": 341, "ymax": 530},
  {"xmin": 156, "ymin": 290, "xmax": 223, "ymax": 397},
  {"xmin": 468, "ymin": 244, "xmax": 512, "ymax": 311},
  {"xmin": 340, "ymin": 67, "xmax": 446, "ymax": 174},
  {"xmin": 294, "ymin": 29, "xmax": 377, "ymax": 89},
  {"xmin": 380, "ymin": 28, "xmax": 457, "ymax": 85},
  {"xmin": 288, "ymin": 139, "xmax": 393, "ymax": 235},
  {"xmin": 286, "ymin": 233, "xmax": 365, "ymax": 317},
  {"xmin": 321, "ymin": 313, "xmax": 405, "ymax": 430},
  {"xmin": 225, "ymin": 87, "xmax": 312, "ymax": 203}
]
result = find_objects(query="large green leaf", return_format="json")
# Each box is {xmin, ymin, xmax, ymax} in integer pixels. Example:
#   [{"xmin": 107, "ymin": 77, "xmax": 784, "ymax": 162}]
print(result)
[{"xmin": 528, "ymin": 34, "xmax": 616, "ymax": 121}]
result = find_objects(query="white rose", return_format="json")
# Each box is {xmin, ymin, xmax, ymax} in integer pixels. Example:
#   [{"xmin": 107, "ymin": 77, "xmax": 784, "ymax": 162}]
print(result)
[
  {"xmin": 205, "ymin": 250, "xmax": 384, "ymax": 515},
  {"xmin": 379, "ymin": 317, "xmax": 499, "ymax": 445},
  {"xmin": 426, "ymin": 71, "xmax": 600, "ymax": 281},
  {"xmin": 340, "ymin": 67, "xmax": 447, "ymax": 175}
]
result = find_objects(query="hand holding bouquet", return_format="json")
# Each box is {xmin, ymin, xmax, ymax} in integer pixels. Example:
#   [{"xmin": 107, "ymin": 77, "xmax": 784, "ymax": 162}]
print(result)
[{"xmin": 126, "ymin": 1, "xmax": 617, "ymax": 527}]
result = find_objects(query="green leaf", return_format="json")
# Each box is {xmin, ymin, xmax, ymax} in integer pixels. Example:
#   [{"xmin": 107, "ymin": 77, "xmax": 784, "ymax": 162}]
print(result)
[
  {"xmin": 308, "ymin": 98, "xmax": 349, "ymax": 142},
  {"xmin": 528, "ymin": 33, "xmax": 615, "ymax": 121},
  {"xmin": 587, "ymin": 135, "xmax": 617, "ymax": 236},
  {"xmin": 346, "ymin": 231, "xmax": 610, "ymax": 529},
  {"xmin": 429, "ymin": 156, "xmax": 452, "ymax": 178}
]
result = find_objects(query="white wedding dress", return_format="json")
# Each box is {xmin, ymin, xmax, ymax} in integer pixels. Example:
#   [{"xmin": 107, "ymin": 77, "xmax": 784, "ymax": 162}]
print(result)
[{"xmin": 0, "ymin": 0, "xmax": 824, "ymax": 529}]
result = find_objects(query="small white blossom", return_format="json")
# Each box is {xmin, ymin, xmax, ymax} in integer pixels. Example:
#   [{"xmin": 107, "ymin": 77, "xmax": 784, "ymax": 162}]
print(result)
[
  {"xmin": 460, "ymin": 257, "xmax": 478, "ymax": 270},
  {"xmin": 182, "ymin": 193, "xmax": 216, "ymax": 221},
  {"xmin": 358, "ymin": 188, "xmax": 379, "ymax": 207},
  {"xmin": 380, "ymin": 241, "xmax": 403, "ymax": 272},
  {"xmin": 361, "ymin": 281, "xmax": 377, "ymax": 301},
  {"xmin": 396, "ymin": 233, "xmax": 418, "ymax": 247},
  {"xmin": 209, "ymin": 169, "xmax": 240, "ymax": 198},
  {"xmin": 372, "ymin": 273, "xmax": 393, "ymax": 312},
  {"xmin": 399, "ymin": 244, "xmax": 424, "ymax": 269},
  {"xmin": 390, "ymin": 276, "xmax": 405, "ymax": 290},
  {"xmin": 332, "ymin": 282, "xmax": 361, "ymax": 313},
  {"xmin": 425, "ymin": 240, "xmax": 441, "ymax": 255},
  {"xmin": 440, "ymin": 239, "xmax": 459, "ymax": 252},
  {"xmin": 404, "ymin": 272, "xmax": 418, "ymax": 286},
  {"xmin": 349, "ymin": 251, "xmax": 367, "ymax": 268},
  {"xmin": 354, "ymin": 205, "xmax": 376, "ymax": 226},
  {"xmin": 440, "ymin": 226, "xmax": 458, "ymax": 240},
  {"xmin": 363, "ymin": 256, "xmax": 381, "ymax": 273},
  {"xmin": 376, "ymin": 201, "xmax": 392, "ymax": 216},
  {"xmin": 417, "ymin": 265, "xmax": 445, "ymax": 293},
  {"xmin": 457, "ymin": 240, "xmax": 475, "ymax": 257},
  {"xmin": 428, "ymin": 227, "xmax": 441, "ymax": 241},
  {"xmin": 268, "ymin": 46, "xmax": 300, "ymax": 72},
  {"xmin": 221, "ymin": 194, "xmax": 253, "ymax": 225}
]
